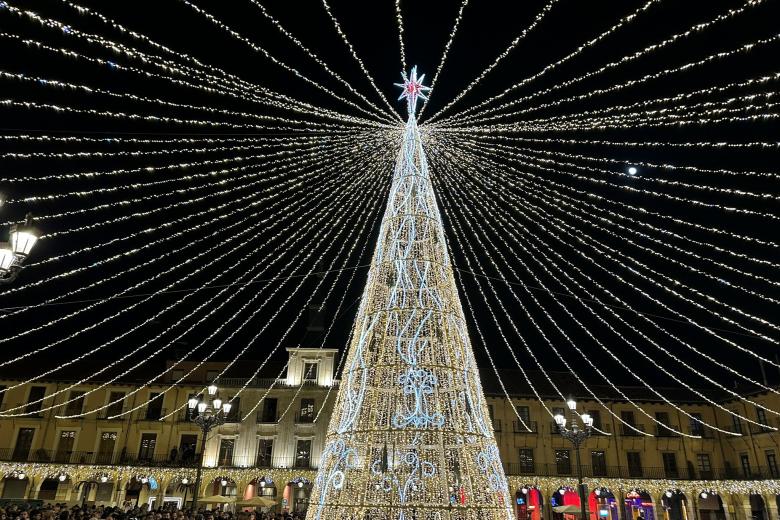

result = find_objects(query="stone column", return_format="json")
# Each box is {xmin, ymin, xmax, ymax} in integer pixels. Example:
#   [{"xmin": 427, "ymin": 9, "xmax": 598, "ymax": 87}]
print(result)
[{"xmin": 765, "ymin": 494, "xmax": 778, "ymax": 520}]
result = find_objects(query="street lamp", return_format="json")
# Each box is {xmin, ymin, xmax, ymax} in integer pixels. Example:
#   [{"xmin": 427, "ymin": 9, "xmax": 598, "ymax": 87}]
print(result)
[
  {"xmin": 187, "ymin": 385, "xmax": 232, "ymax": 514},
  {"xmin": 554, "ymin": 399, "xmax": 594, "ymax": 520},
  {"xmin": 1, "ymin": 213, "xmax": 39, "ymax": 284}
]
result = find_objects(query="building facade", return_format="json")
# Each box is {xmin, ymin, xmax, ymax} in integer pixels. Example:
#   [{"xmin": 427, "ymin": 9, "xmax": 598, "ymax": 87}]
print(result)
[{"xmin": 0, "ymin": 349, "xmax": 778, "ymax": 520}]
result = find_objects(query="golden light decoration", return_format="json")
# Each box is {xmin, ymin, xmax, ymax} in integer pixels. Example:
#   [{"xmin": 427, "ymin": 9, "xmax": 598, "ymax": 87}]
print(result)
[{"xmin": 306, "ymin": 69, "xmax": 512, "ymax": 520}]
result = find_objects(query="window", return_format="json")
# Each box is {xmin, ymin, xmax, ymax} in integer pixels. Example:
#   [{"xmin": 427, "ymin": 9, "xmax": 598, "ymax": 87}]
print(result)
[
  {"xmin": 655, "ymin": 412, "xmax": 671, "ymax": 436},
  {"xmin": 740, "ymin": 453, "xmax": 752, "ymax": 477},
  {"xmin": 171, "ymin": 370, "xmax": 184, "ymax": 381},
  {"xmin": 591, "ymin": 451, "xmax": 607, "ymax": 476},
  {"xmin": 179, "ymin": 434, "xmax": 198, "ymax": 464},
  {"xmin": 295, "ymin": 439, "xmax": 312, "ymax": 468},
  {"xmin": 38, "ymin": 479, "xmax": 60, "ymax": 501},
  {"xmin": 552, "ymin": 407, "xmax": 565, "ymax": 431},
  {"xmin": 138, "ymin": 433, "xmax": 157, "ymax": 461},
  {"xmin": 106, "ymin": 392, "xmax": 125, "ymax": 418},
  {"xmin": 299, "ymin": 398, "xmax": 315, "ymax": 423},
  {"xmin": 516, "ymin": 405, "xmax": 531, "ymax": 425},
  {"xmin": 757, "ymin": 406, "xmax": 768, "ymax": 427},
  {"xmin": 587, "ymin": 410, "xmax": 602, "ymax": 430},
  {"xmin": 519, "ymin": 448, "xmax": 534, "ymax": 473},
  {"xmin": 25, "ymin": 386, "xmax": 46, "ymax": 415},
  {"xmin": 55, "ymin": 431, "xmax": 76, "ymax": 462},
  {"xmin": 0, "ymin": 385, "xmax": 5, "ymax": 409},
  {"xmin": 766, "ymin": 451, "xmax": 779, "ymax": 478},
  {"xmin": 555, "ymin": 449, "xmax": 571, "ymax": 474},
  {"xmin": 206, "ymin": 370, "xmax": 219, "ymax": 382},
  {"xmin": 13, "ymin": 428, "xmax": 35, "ymax": 461},
  {"xmin": 731, "ymin": 412, "xmax": 743, "ymax": 434},
  {"xmin": 225, "ymin": 397, "xmax": 240, "ymax": 422},
  {"xmin": 696, "ymin": 453, "xmax": 712, "ymax": 478},
  {"xmin": 145, "ymin": 392, "xmax": 163, "ymax": 420},
  {"xmin": 626, "ymin": 452, "xmax": 643, "ymax": 477},
  {"xmin": 256, "ymin": 439, "xmax": 273, "ymax": 467},
  {"xmin": 620, "ymin": 410, "xmax": 637, "ymax": 435},
  {"xmin": 218, "ymin": 438, "xmax": 235, "ymax": 466},
  {"xmin": 303, "ymin": 362, "xmax": 318, "ymax": 382},
  {"xmin": 662, "ymin": 453, "xmax": 679, "ymax": 478},
  {"xmin": 97, "ymin": 431, "xmax": 117, "ymax": 464},
  {"xmin": 488, "ymin": 404, "xmax": 495, "ymax": 420},
  {"xmin": 689, "ymin": 412, "xmax": 704, "ymax": 436},
  {"xmin": 64, "ymin": 391, "xmax": 85, "ymax": 416},
  {"xmin": 260, "ymin": 398, "xmax": 278, "ymax": 423}
]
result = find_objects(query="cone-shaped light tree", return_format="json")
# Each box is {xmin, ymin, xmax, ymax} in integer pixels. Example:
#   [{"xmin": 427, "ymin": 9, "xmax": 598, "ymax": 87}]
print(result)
[{"xmin": 307, "ymin": 68, "xmax": 512, "ymax": 520}]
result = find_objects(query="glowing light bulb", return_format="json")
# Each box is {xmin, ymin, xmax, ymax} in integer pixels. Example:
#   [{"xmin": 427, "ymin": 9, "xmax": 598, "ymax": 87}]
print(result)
[{"xmin": 628, "ymin": 166, "xmax": 638, "ymax": 175}]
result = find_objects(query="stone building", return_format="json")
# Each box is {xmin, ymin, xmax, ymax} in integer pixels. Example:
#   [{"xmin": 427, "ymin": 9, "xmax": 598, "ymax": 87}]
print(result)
[{"xmin": 0, "ymin": 349, "xmax": 778, "ymax": 520}]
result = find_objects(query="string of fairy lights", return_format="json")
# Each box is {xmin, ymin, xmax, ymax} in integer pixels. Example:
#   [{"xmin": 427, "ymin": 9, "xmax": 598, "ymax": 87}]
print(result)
[{"xmin": 0, "ymin": 0, "xmax": 777, "ymax": 461}]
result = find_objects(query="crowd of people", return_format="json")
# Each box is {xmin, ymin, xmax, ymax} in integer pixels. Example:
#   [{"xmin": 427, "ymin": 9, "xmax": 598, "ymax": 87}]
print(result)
[{"xmin": 0, "ymin": 502, "xmax": 305, "ymax": 520}]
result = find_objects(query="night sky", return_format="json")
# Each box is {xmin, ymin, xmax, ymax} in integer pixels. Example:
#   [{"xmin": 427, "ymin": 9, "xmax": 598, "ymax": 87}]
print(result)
[{"xmin": 0, "ymin": 0, "xmax": 778, "ymax": 396}]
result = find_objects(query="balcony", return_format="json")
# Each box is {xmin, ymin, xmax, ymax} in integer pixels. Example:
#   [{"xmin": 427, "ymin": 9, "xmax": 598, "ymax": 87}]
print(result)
[
  {"xmin": 216, "ymin": 377, "xmax": 339, "ymax": 389},
  {"xmin": 96, "ymin": 408, "xmax": 131, "ymax": 420},
  {"xmin": 620, "ymin": 423, "xmax": 646, "ymax": 436},
  {"xmin": 256, "ymin": 411, "xmax": 279, "ymax": 424},
  {"xmin": 513, "ymin": 421, "xmax": 538, "ymax": 434},
  {"xmin": 500, "ymin": 462, "xmax": 777, "ymax": 480},
  {"xmin": 0, "ymin": 449, "xmax": 320, "ymax": 470},
  {"xmin": 751, "ymin": 423, "xmax": 775, "ymax": 435},
  {"xmin": 2, "ymin": 403, "xmax": 44, "ymax": 418},
  {"xmin": 655, "ymin": 424, "xmax": 681, "ymax": 437},
  {"xmin": 136, "ymin": 407, "xmax": 166, "ymax": 421},
  {"xmin": 295, "ymin": 412, "xmax": 315, "ymax": 424}
]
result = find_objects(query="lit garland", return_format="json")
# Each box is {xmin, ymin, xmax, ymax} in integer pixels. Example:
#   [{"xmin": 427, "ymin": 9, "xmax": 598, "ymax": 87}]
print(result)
[
  {"xmin": 0, "ymin": 462, "xmax": 777, "ymax": 500},
  {"xmin": 427, "ymin": 0, "xmax": 662, "ymax": 123},
  {"xmin": 0, "ymin": 146, "xmax": 387, "ymax": 416},
  {"xmin": 244, "ymin": 0, "xmax": 400, "ymax": 123},
  {"xmin": 459, "ymin": 141, "xmax": 780, "ymax": 358},
  {"xmin": 422, "ymin": 0, "xmax": 559, "ymax": 122},
  {"xmin": 0, "ymin": 69, "xmax": 379, "ymax": 130},
  {"xmin": 451, "ymin": 31, "xmax": 780, "ymax": 128},
  {"xmin": 432, "ymin": 152, "xmax": 650, "ymax": 437},
  {"xmin": 0, "ymin": 140, "xmax": 371, "ymax": 334},
  {"xmin": 454, "ymin": 139, "xmax": 780, "ymax": 295},
  {"xmin": 1, "ymin": 4, "xmax": 372, "ymax": 124},
  {"xmin": 0, "ymin": 138, "xmax": 373, "ymax": 302},
  {"xmin": 176, "ymin": 0, "xmax": 396, "ymax": 125},
  {"xmin": 416, "ymin": 0, "xmax": 470, "ymax": 119},
  {"xmin": 92, "ymin": 153, "xmax": 390, "ymax": 421},
  {"xmin": 308, "ymin": 69, "xmax": 513, "ymax": 520},
  {"xmin": 457, "ymin": 133, "xmax": 780, "ymax": 180},
  {"xmin": 394, "ymin": 0, "xmax": 406, "ymax": 71},
  {"xmin": 430, "ymin": 143, "xmax": 778, "ymax": 434},
  {"xmin": 435, "ymin": 0, "xmax": 767, "ymax": 125},
  {"xmin": 320, "ymin": 0, "xmax": 400, "ymax": 120}
]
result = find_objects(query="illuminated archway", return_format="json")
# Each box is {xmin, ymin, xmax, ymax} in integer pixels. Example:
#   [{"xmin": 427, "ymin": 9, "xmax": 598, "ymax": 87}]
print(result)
[
  {"xmin": 590, "ymin": 488, "xmax": 618, "ymax": 520},
  {"xmin": 661, "ymin": 490, "xmax": 688, "ymax": 520},
  {"xmin": 624, "ymin": 489, "xmax": 655, "ymax": 520},
  {"xmin": 515, "ymin": 485, "xmax": 543, "ymax": 520}
]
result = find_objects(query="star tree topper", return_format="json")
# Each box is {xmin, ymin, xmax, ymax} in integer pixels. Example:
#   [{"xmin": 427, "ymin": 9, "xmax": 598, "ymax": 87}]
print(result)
[{"xmin": 395, "ymin": 66, "xmax": 431, "ymax": 117}]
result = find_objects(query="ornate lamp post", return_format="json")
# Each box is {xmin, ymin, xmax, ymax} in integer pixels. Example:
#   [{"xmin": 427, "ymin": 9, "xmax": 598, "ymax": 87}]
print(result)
[
  {"xmin": 0, "ymin": 213, "xmax": 39, "ymax": 284},
  {"xmin": 554, "ymin": 399, "xmax": 594, "ymax": 520},
  {"xmin": 186, "ymin": 384, "xmax": 232, "ymax": 514}
]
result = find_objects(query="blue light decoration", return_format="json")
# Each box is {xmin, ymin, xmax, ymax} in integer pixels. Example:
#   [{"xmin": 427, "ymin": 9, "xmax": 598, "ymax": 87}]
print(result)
[{"xmin": 308, "ymin": 68, "xmax": 512, "ymax": 520}]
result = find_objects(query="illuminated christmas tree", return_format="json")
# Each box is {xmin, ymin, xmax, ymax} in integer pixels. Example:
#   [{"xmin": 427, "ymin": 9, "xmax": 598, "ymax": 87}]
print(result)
[{"xmin": 307, "ymin": 68, "xmax": 512, "ymax": 520}]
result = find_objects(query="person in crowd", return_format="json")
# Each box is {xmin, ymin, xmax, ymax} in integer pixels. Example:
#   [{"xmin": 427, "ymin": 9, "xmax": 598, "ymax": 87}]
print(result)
[{"xmin": 0, "ymin": 503, "xmax": 304, "ymax": 520}]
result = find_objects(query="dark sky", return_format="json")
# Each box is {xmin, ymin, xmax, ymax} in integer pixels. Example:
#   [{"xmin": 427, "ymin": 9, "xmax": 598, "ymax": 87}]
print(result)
[{"xmin": 0, "ymin": 0, "xmax": 778, "ymax": 396}]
